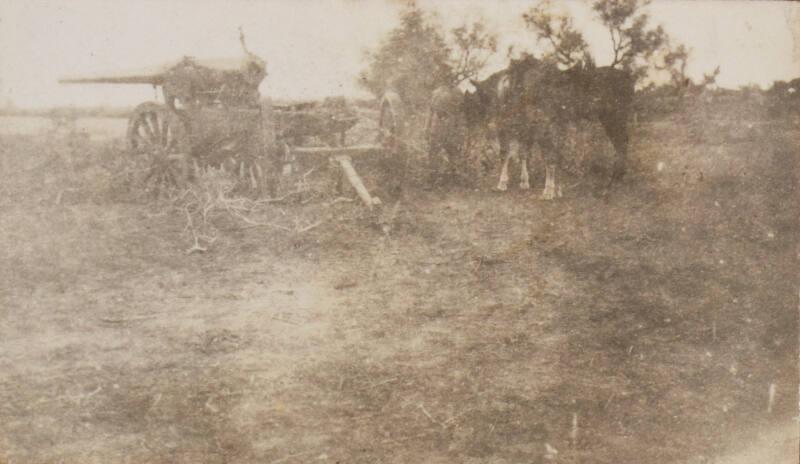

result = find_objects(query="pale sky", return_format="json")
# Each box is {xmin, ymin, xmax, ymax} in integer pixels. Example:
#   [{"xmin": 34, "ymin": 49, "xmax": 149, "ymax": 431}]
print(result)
[{"xmin": 1, "ymin": 0, "xmax": 799, "ymax": 108}]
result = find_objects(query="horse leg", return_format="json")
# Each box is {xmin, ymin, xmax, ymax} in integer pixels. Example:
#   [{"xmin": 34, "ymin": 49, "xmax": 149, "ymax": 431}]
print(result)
[
  {"xmin": 541, "ymin": 164, "xmax": 563, "ymax": 199},
  {"xmin": 495, "ymin": 135, "xmax": 511, "ymax": 191},
  {"xmin": 538, "ymin": 129, "xmax": 562, "ymax": 200},
  {"xmin": 555, "ymin": 163, "xmax": 563, "ymax": 197},
  {"xmin": 541, "ymin": 165, "xmax": 555, "ymax": 200},
  {"xmin": 600, "ymin": 114, "xmax": 629, "ymax": 185},
  {"xmin": 519, "ymin": 141, "xmax": 533, "ymax": 190},
  {"xmin": 519, "ymin": 142, "xmax": 531, "ymax": 190}
]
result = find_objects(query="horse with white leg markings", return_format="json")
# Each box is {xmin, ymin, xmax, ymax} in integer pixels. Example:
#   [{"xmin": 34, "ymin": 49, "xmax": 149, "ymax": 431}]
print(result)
[
  {"xmin": 462, "ymin": 68, "xmax": 544, "ymax": 194},
  {"xmin": 463, "ymin": 54, "xmax": 634, "ymax": 199}
]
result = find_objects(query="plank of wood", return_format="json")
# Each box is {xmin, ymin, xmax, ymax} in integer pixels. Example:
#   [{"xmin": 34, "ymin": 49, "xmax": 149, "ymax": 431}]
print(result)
[
  {"xmin": 335, "ymin": 156, "xmax": 381, "ymax": 208},
  {"xmin": 290, "ymin": 144, "xmax": 382, "ymax": 158}
]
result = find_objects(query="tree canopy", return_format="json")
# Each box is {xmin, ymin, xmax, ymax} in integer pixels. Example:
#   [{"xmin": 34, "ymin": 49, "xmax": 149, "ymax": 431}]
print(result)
[
  {"xmin": 361, "ymin": 1, "xmax": 702, "ymax": 104},
  {"xmin": 523, "ymin": 0, "xmax": 688, "ymax": 85},
  {"xmin": 359, "ymin": 7, "xmax": 451, "ymax": 111},
  {"xmin": 522, "ymin": 0, "xmax": 592, "ymax": 67},
  {"xmin": 359, "ymin": 6, "xmax": 496, "ymax": 112}
]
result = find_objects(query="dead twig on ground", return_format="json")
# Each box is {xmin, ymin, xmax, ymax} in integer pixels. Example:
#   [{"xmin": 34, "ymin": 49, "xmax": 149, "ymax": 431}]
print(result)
[
  {"xmin": 227, "ymin": 208, "xmax": 292, "ymax": 232},
  {"xmin": 333, "ymin": 280, "xmax": 358, "ymax": 290},
  {"xmin": 99, "ymin": 314, "xmax": 158, "ymax": 324},
  {"xmin": 54, "ymin": 187, "xmax": 80, "ymax": 205},
  {"xmin": 369, "ymin": 377, "xmax": 397, "ymax": 389},
  {"xmin": 270, "ymin": 451, "xmax": 316, "ymax": 464},
  {"xmin": 413, "ymin": 250, "xmax": 471, "ymax": 266},
  {"xmin": 326, "ymin": 196, "xmax": 355, "ymax": 206},
  {"xmin": 186, "ymin": 241, "xmax": 208, "ymax": 254},
  {"xmin": 767, "ymin": 383, "xmax": 776, "ymax": 413},
  {"xmin": 442, "ymin": 407, "xmax": 472, "ymax": 427},
  {"xmin": 297, "ymin": 219, "xmax": 325, "ymax": 233},
  {"xmin": 604, "ymin": 392, "xmax": 616, "ymax": 410},
  {"xmin": 570, "ymin": 412, "xmax": 579, "ymax": 447},
  {"xmin": 418, "ymin": 403, "xmax": 445, "ymax": 429},
  {"xmin": 566, "ymin": 180, "xmax": 583, "ymax": 191},
  {"xmin": 256, "ymin": 187, "xmax": 309, "ymax": 204},
  {"xmin": 184, "ymin": 205, "xmax": 217, "ymax": 254}
]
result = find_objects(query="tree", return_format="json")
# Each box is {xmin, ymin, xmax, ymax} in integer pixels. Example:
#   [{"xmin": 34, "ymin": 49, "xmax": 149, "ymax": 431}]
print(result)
[
  {"xmin": 700, "ymin": 66, "xmax": 720, "ymax": 89},
  {"xmin": 522, "ymin": 0, "xmax": 592, "ymax": 67},
  {"xmin": 591, "ymin": 0, "xmax": 671, "ymax": 81},
  {"xmin": 359, "ymin": 6, "xmax": 453, "ymax": 111},
  {"xmin": 450, "ymin": 21, "xmax": 498, "ymax": 84},
  {"xmin": 523, "ymin": 0, "xmax": 688, "ymax": 85},
  {"xmin": 360, "ymin": 6, "xmax": 497, "ymax": 112},
  {"xmin": 656, "ymin": 41, "xmax": 690, "ymax": 92}
]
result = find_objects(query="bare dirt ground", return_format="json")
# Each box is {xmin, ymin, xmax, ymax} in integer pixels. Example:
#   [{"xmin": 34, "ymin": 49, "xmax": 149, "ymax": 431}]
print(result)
[{"xmin": 0, "ymin": 102, "xmax": 797, "ymax": 463}]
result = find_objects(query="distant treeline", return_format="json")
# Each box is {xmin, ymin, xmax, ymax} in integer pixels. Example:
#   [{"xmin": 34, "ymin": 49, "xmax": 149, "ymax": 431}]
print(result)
[
  {"xmin": 0, "ymin": 97, "xmax": 379, "ymax": 119},
  {"xmin": 634, "ymin": 78, "xmax": 800, "ymax": 120},
  {"xmin": 0, "ymin": 106, "xmax": 131, "ymax": 119},
  {"xmin": 1, "ymin": 83, "xmax": 795, "ymax": 121}
]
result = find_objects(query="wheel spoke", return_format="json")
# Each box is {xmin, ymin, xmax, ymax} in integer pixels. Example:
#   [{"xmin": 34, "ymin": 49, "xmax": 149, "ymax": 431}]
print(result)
[
  {"xmin": 131, "ymin": 133, "xmax": 149, "ymax": 151},
  {"xmin": 149, "ymin": 112, "xmax": 162, "ymax": 145},
  {"xmin": 165, "ymin": 125, "xmax": 175, "ymax": 152},
  {"xmin": 140, "ymin": 113, "xmax": 155, "ymax": 143},
  {"xmin": 161, "ymin": 118, "xmax": 170, "ymax": 147},
  {"xmin": 128, "ymin": 104, "xmax": 189, "ymax": 194}
]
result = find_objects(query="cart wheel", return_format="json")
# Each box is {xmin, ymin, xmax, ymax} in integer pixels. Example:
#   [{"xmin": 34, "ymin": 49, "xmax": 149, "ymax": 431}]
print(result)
[
  {"xmin": 378, "ymin": 91, "xmax": 404, "ymax": 154},
  {"xmin": 127, "ymin": 102, "xmax": 191, "ymax": 195},
  {"xmin": 378, "ymin": 91, "xmax": 406, "ymax": 197}
]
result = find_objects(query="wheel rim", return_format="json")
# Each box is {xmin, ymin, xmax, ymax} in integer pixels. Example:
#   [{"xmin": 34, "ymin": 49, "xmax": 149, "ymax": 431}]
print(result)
[
  {"xmin": 379, "ymin": 104, "xmax": 398, "ymax": 150},
  {"xmin": 130, "ymin": 107, "xmax": 180, "ymax": 154},
  {"xmin": 377, "ymin": 94, "xmax": 407, "ymax": 197},
  {"xmin": 127, "ymin": 103, "xmax": 189, "ymax": 194}
]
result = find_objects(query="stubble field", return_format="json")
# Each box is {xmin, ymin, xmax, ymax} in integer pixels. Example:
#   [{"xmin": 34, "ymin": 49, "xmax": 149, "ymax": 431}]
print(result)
[{"xmin": 0, "ymin": 98, "xmax": 797, "ymax": 463}]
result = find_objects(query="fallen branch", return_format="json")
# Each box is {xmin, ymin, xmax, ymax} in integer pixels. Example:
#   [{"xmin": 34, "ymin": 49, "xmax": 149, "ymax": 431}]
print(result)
[
  {"xmin": 326, "ymin": 196, "xmax": 355, "ymax": 206},
  {"xmin": 270, "ymin": 451, "xmax": 315, "ymax": 464},
  {"xmin": 418, "ymin": 403, "xmax": 445, "ymax": 429},
  {"xmin": 570, "ymin": 412, "xmax": 579, "ymax": 447},
  {"xmin": 297, "ymin": 219, "xmax": 325, "ymax": 233},
  {"xmin": 186, "ymin": 239, "xmax": 208, "ymax": 254},
  {"xmin": 228, "ymin": 209, "xmax": 292, "ymax": 232},
  {"xmin": 333, "ymin": 280, "xmax": 358, "ymax": 290},
  {"xmin": 767, "ymin": 383, "xmax": 777, "ymax": 413},
  {"xmin": 256, "ymin": 188, "xmax": 308, "ymax": 204},
  {"xmin": 369, "ymin": 378, "xmax": 397, "ymax": 389},
  {"xmin": 565, "ymin": 180, "xmax": 583, "ymax": 191},
  {"xmin": 442, "ymin": 407, "xmax": 471, "ymax": 426},
  {"xmin": 54, "ymin": 188, "xmax": 80, "ymax": 205},
  {"xmin": 99, "ymin": 314, "xmax": 158, "ymax": 324}
]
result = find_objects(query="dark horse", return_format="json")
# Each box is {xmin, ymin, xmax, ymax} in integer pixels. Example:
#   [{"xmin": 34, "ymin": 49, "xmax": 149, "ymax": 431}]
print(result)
[
  {"xmin": 426, "ymin": 85, "xmax": 468, "ymax": 185},
  {"xmin": 460, "ymin": 55, "xmax": 635, "ymax": 199}
]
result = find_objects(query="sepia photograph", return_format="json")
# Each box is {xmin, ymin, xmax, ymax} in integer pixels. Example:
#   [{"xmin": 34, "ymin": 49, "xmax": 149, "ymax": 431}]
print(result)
[{"xmin": 1, "ymin": 0, "xmax": 798, "ymax": 462}]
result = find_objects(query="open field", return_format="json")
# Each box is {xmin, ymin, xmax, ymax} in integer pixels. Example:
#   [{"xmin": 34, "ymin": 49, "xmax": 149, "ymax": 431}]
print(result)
[
  {"xmin": 0, "ymin": 116, "xmax": 127, "ymax": 140},
  {"xmin": 0, "ymin": 102, "xmax": 797, "ymax": 463}
]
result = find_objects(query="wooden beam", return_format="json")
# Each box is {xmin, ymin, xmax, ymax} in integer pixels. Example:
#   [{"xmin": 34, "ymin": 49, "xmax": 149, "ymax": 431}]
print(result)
[
  {"xmin": 334, "ymin": 155, "xmax": 381, "ymax": 209},
  {"xmin": 290, "ymin": 144, "xmax": 383, "ymax": 158}
]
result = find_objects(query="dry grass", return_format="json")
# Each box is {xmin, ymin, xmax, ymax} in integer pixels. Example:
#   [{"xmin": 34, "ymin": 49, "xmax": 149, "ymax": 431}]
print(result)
[{"xmin": 0, "ymin": 99, "xmax": 797, "ymax": 463}]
